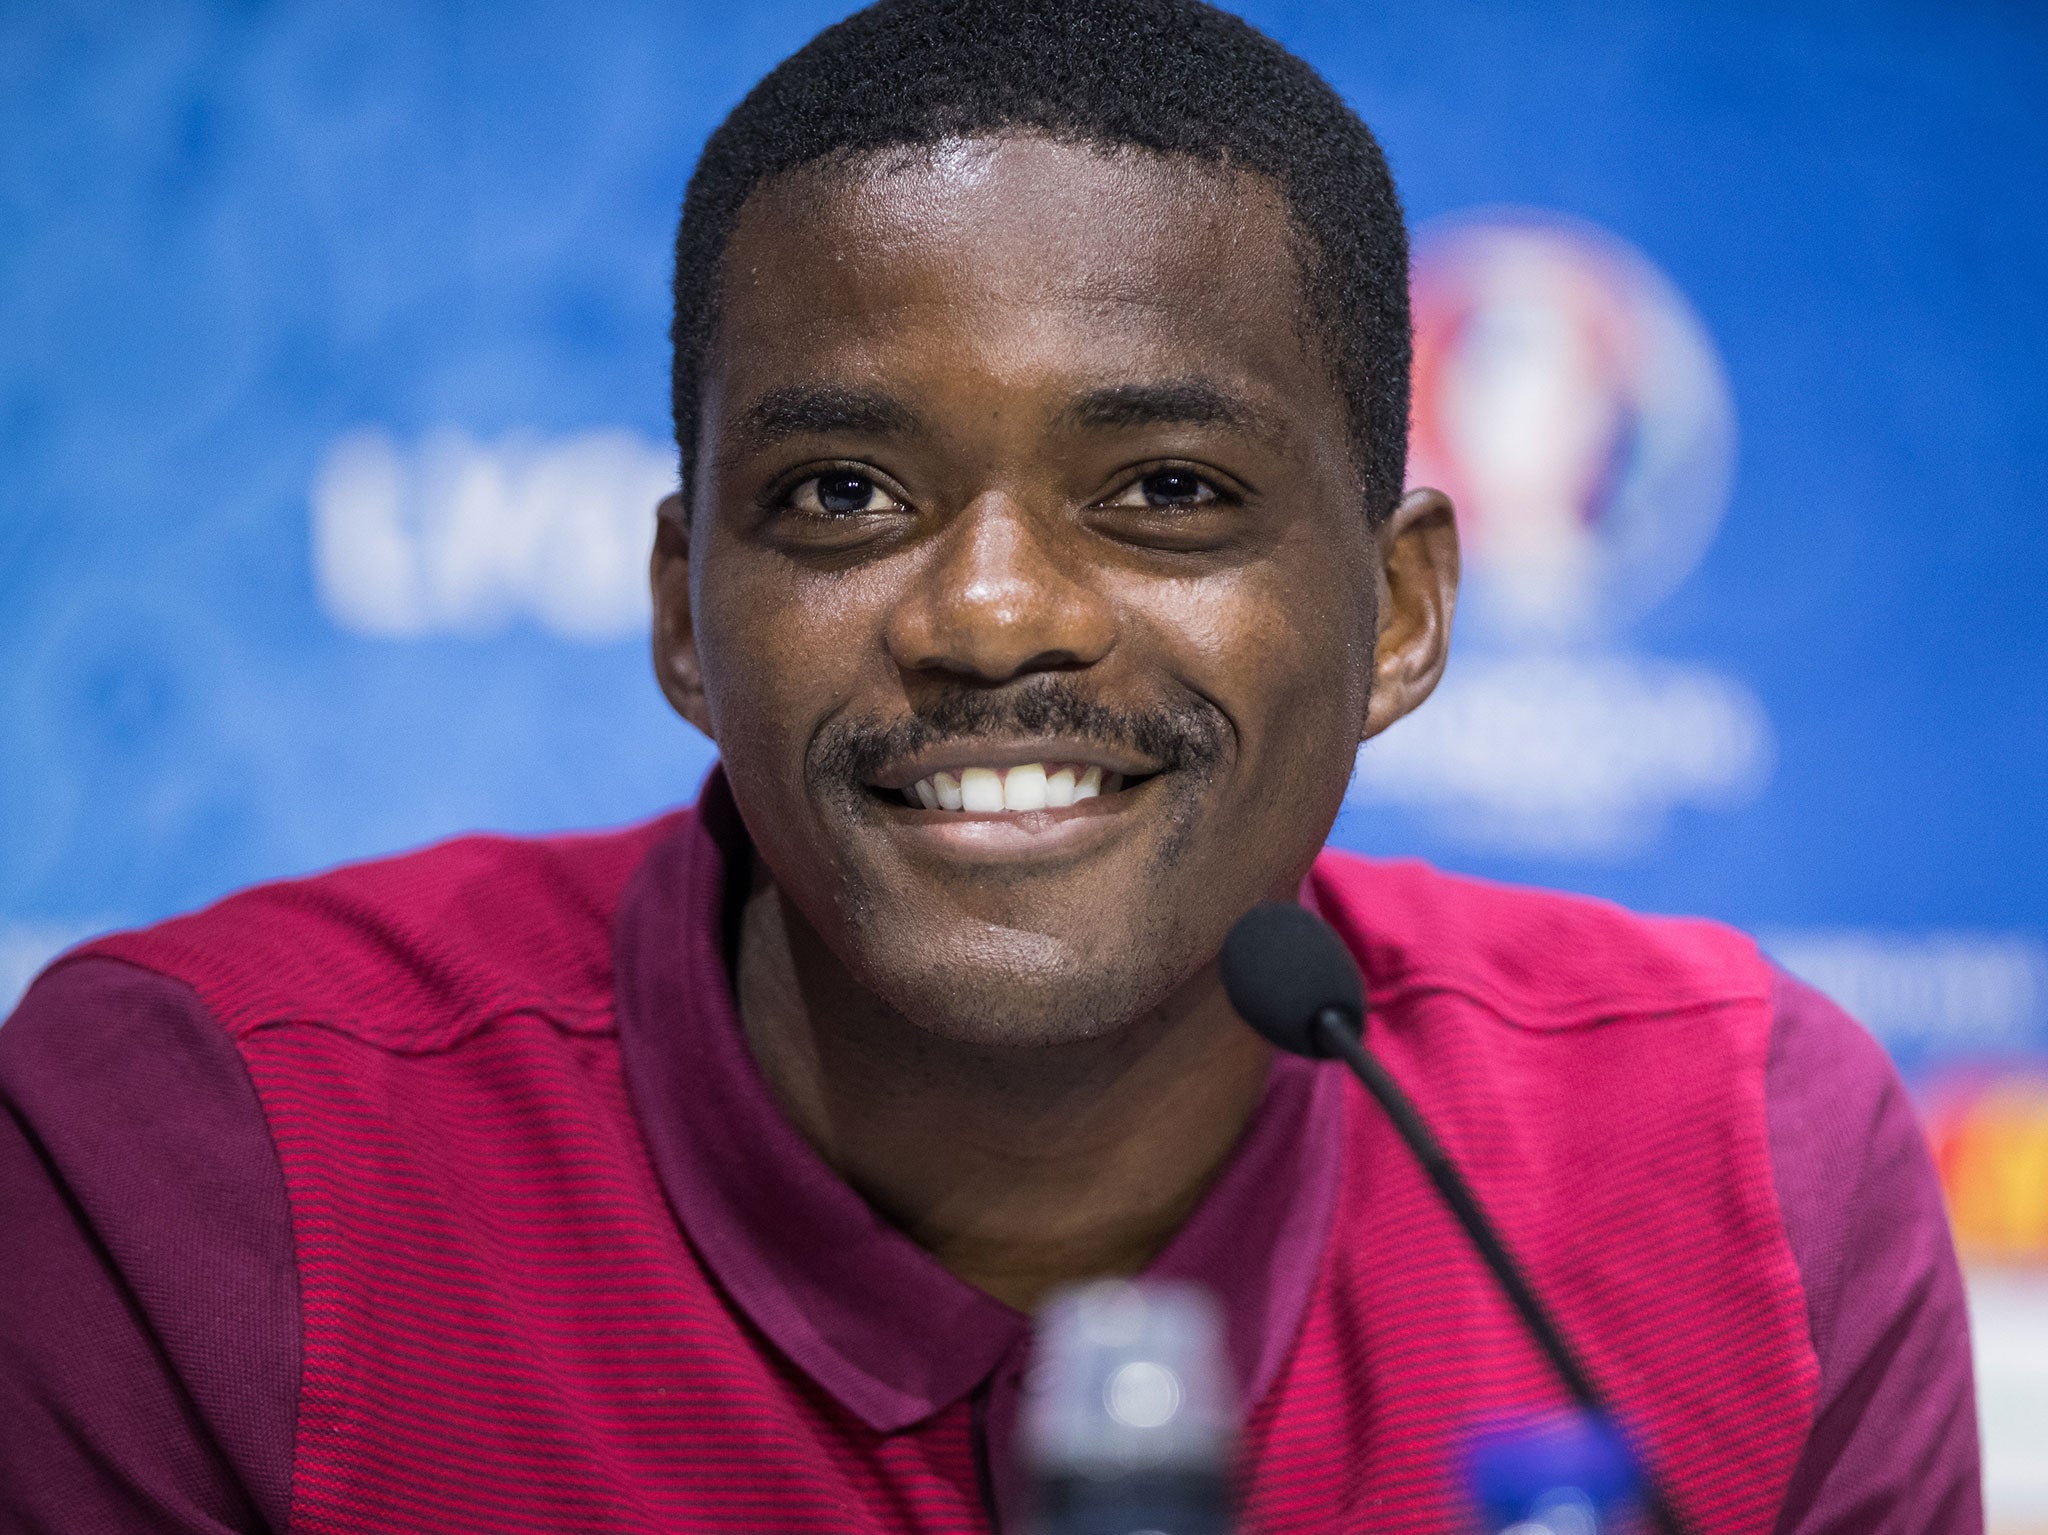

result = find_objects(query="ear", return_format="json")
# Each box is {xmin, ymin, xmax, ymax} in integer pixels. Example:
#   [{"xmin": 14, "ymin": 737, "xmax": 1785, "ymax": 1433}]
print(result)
[
  {"xmin": 650, "ymin": 492, "xmax": 715, "ymax": 739},
  {"xmin": 1362, "ymin": 487, "xmax": 1460, "ymax": 742}
]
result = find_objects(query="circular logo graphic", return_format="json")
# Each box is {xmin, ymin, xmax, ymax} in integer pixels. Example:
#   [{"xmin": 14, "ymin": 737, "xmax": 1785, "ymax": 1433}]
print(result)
[{"xmin": 1409, "ymin": 210, "xmax": 1736, "ymax": 639}]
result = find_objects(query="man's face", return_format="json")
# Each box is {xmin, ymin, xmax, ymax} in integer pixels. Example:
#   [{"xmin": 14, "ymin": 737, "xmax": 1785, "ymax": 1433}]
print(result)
[{"xmin": 657, "ymin": 136, "xmax": 1451, "ymax": 1044}]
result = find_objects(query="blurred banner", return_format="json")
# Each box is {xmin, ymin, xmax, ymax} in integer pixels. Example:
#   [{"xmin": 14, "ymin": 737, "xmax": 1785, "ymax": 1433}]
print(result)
[{"xmin": 4, "ymin": 1, "xmax": 2044, "ymax": 1523}]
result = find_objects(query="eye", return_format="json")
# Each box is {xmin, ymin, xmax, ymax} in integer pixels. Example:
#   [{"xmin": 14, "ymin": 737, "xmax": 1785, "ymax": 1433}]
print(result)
[
  {"xmin": 787, "ymin": 470, "xmax": 901, "ymax": 518},
  {"xmin": 1104, "ymin": 468, "xmax": 1221, "ymax": 510}
]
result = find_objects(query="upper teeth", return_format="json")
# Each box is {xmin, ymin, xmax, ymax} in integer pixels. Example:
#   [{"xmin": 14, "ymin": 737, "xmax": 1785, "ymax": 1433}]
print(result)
[{"xmin": 904, "ymin": 762, "xmax": 1123, "ymax": 811}]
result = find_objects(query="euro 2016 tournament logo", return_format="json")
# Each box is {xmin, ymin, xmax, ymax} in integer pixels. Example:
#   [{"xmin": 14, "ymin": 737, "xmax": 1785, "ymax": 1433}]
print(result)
[{"xmin": 1349, "ymin": 211, "xmax": 1772, "ymax": 857}]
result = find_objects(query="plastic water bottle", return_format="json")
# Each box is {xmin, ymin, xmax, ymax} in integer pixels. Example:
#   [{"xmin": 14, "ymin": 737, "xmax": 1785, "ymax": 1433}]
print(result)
[{"xmin": 1023, "ymin": 1279, "xmax": 1238, "ymax": 1535}]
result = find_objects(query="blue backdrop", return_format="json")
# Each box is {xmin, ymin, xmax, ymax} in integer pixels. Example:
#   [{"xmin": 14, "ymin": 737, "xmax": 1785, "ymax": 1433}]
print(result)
[
  {"xmin": 6, "ymin": 2, "xmax": 2048, "ymax": 1515},
  {"xmin": 5, "ymin": 0, "xmax": 2044, "ymax": 1106}
]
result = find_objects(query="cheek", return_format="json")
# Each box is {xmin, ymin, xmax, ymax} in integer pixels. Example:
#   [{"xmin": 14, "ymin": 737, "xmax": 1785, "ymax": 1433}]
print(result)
[
  {"xmin": 690, "ymin": 556, "xmax": 827, "ymax": 819},
  {"xmin": 1143, "ymin": 559, "xmax": 1375, "ymax": 777},
  {"xmin": 695, "ymin": 545, "xmax": 873, "ymax": 746},
  {"xmin": 691, "ymin": 545, "xmax": 926, "ymax": 895}
]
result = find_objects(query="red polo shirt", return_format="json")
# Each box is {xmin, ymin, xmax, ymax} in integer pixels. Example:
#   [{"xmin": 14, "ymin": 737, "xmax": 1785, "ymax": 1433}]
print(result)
[{"xmin": 0, "ymin": 772, "xmax": 1979, "ymax": 1531}]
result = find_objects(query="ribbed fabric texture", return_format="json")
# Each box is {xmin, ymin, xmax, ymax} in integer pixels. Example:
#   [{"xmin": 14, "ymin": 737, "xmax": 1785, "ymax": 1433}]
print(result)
[
  {"xmin": 0, "ymin": 957, "xmax": 300, "ymax": 1532},
  {"xmin": 1243, "ymin": 862, "xmax": 1819, "ymax": 1532},
  {"xmin": 88, "ymin": 818, "xmax": 993, "ymax": 1532},
  {"xmin": 81, "ymin": 817, "xmax": 1816, "ymax": 1533}
]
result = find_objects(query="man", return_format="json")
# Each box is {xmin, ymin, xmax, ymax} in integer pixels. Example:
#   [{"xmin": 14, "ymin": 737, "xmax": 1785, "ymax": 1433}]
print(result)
[{"xmin": 0, "ymin": 0, "xmax": 1979, "ymax": 1530}]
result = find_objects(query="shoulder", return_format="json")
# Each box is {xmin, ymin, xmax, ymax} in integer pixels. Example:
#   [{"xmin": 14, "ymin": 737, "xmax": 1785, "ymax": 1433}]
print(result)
[
  {"xmin": 1764, "ymin": 965, "xmax": 1968, "ymax": 1378},
  {"xmin": 1765, "ymin": 964, "xmax": 1925, "ymax": 1303},
  {"xmin": 1303, "ymin": 855, "xmax": 1831, "ymax": 1522},
  {"xmin": 66, "ymin": 811, "xmax": 689, "ymax": 1049},
  {"xmin": 0, "ymin": 956, "xmax": 301, "ymax": 1530},
  {"xmin": 1763, "ymin": 968, "xmax": 1982, "ymax": 1530},
  {"xmin": 1307, "ymin": 851, "xmax": 1787, "ymax": 1231},
  {"xmin": 1308, "ymin": 847, "xmax": 1772, "ymax": 1029}
]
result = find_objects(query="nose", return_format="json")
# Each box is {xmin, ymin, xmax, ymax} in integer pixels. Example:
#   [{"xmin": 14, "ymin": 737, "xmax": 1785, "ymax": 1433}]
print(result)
[{"xmin": 885, "ymin": 493, "xmax": 1115, "ymax": 683}]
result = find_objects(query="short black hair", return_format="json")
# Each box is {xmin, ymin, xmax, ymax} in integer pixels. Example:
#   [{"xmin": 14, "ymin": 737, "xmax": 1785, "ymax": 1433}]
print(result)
[{"xmin": 671, "ymin": 0, "xmax": 1409, "ymax": 518}]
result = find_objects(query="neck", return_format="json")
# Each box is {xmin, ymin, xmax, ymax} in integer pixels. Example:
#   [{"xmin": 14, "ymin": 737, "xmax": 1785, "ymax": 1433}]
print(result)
[{"xmin": 733, "ymin": 867, "xmax": 1273, "ymax": 1314}]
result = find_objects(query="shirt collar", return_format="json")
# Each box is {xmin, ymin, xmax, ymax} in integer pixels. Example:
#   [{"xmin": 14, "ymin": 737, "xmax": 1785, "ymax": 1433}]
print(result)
[{"xmin": 614, "ymin": 767, "xmax": 1344, "ymax": 1433}]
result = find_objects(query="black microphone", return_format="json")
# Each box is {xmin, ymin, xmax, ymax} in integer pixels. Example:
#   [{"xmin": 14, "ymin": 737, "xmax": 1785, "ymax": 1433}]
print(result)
[{"xmin": 1220, "ymin": 902, "xmax": 1691, "ymax": 1535}]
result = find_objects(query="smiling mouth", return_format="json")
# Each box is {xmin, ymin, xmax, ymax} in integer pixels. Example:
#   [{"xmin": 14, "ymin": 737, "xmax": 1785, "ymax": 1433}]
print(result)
[{"xmin": 890, "ymin": 761, "xmax": 1148, "ymax": 813}]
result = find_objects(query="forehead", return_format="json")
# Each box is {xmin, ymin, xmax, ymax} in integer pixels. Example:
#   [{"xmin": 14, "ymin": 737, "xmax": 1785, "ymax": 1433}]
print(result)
[{"xmin": 704, "ymin": 135, "xmax": 1341, "ymax": 441}]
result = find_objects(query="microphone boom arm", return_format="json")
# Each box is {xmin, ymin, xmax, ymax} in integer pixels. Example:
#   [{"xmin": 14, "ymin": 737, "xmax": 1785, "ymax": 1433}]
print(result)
[{"xmin": 1312, "ymin": 1008, "xmax": 1692, "ymax": 1535}]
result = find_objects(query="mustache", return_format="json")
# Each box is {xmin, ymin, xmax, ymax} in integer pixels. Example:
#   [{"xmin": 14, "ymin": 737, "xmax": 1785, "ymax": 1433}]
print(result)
[{"xmin": 810, "ymin": 678, "xmax": 1229, "ymax": 790}]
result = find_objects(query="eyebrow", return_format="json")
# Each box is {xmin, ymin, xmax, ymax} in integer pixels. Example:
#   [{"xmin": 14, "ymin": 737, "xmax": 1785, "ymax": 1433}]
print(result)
[
  {"xmin": 1060, "ymin": 379, "xmax": 1282, "ymax": 440},
  {"xmin": 727, "ymin": 384, "xmax": 924, "ymax": 455},
  {"xmin": 724, "ymin": 376, "xmax": 1281, "ymax": 457}
]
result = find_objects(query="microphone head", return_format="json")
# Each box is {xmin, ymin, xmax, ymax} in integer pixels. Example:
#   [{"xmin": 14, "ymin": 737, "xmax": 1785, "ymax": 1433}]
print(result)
[{"xmin": 1220, "ymin": 902, "xmax": 1365, "ymax": 1058}]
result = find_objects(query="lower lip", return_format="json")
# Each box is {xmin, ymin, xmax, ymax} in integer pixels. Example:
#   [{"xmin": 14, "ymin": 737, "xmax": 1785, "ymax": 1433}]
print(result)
[{"xmin": 868, "ymin": 785, "xmax": 1145, "ymax": 864}]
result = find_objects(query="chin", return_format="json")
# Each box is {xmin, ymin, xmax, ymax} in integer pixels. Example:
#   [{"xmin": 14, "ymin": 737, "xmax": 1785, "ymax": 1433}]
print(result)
[{"xmin": 845, "ymin": 915, "xmax": 1192, "ymax": 1049}]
